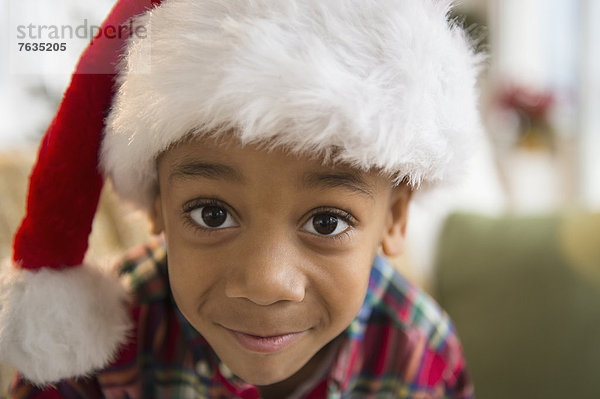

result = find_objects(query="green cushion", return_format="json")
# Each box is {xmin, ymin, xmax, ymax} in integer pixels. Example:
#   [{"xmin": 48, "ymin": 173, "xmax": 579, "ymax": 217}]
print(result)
[{"xmin": 435, "ymin": 212, "xmax": 600, "ymax": 399}]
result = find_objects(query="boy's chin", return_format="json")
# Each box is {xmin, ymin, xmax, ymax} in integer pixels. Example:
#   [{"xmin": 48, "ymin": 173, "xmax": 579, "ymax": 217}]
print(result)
[
  {"xmin": 220, "ymin": 336, "xmax": 338, "ymax": 389},
  {"xmin": 240, "ymin": 369, "xmax": 295, "ymax": 387},
  {"xmin": 224, "ymin": 352, "xmax": 309, "ymax": 386}
]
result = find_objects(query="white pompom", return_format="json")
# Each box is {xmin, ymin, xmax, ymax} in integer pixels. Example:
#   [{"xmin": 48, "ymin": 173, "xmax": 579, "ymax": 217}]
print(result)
[{"xmin": 0, "ymin": 260, "xmax": 131, "ymax": 385}]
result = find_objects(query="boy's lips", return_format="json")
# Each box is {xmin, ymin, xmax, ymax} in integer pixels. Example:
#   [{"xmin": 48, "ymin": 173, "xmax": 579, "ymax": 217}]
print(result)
[{"xmin": 224, "ymin": 327, "xmax": 308, "ymax": 353}]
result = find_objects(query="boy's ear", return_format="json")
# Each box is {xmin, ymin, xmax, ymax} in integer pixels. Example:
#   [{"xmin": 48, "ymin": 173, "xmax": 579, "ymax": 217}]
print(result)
[
  {"xmin": 381, "ymin": 183, "xmax": 412, "ymax": 257},
  {"xmin": 148, "ymin": 195, "xmax": 165, "ymax": 235}
]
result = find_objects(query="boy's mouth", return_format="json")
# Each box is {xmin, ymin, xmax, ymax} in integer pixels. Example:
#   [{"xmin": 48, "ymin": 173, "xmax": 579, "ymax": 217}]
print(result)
[{"xmin": 224, "ymin": 327, "xmax": 308, "ymax": 353}]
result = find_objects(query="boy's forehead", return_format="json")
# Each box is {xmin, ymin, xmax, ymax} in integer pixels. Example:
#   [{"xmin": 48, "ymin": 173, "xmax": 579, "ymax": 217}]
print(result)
[
  {"xmin": 161, "ymin": 134, "xmax": 341, "ymax": 171},
  {"xmin": 159, "ymin": 136, "xmax": 386, "ymax": 198}
]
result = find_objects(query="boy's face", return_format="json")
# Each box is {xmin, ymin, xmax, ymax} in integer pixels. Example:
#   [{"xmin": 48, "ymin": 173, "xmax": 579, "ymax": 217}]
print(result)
[{"xmin": 153, "ymin": 136, "xmax": 410, "ymax": 386}]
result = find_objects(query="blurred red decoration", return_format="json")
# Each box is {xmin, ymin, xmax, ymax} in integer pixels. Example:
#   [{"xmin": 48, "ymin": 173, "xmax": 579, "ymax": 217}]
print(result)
[
  {"xmin": 496, "ymin": 84, "xmax": 556, "ymax": 149},
  {"xmin": 498, "ymin": 85, "xmax": 554, "ymax": 121}
]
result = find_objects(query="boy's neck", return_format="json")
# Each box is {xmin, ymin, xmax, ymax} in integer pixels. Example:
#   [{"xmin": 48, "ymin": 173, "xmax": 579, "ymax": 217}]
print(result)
[{"xmin": 257, "ymin": 336, "xmax": 342, "ymax": 399}]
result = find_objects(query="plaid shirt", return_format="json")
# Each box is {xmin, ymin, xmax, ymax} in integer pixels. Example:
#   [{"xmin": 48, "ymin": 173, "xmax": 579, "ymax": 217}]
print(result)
[{"xmin": 10, "ymin": 237, "xmax": 473, "ymax": 398}]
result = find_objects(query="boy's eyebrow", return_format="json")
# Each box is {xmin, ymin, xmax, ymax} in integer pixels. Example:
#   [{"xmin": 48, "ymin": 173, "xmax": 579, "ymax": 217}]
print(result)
[
  {"xmin": 302, "ymin": 171, "xmax": 374, "ymax": 199},
  {"xmin": 169, "ymin": 161, "xmax": 243, "ymax": 182},
  {"xmin": 168, "ymin": 161, "xmax": 374, "ymax": 198}
]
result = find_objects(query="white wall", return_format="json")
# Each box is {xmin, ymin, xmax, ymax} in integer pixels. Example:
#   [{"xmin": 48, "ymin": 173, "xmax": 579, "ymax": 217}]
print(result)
[
  {"xmin": 578, "ymin": 0, "xmax": 600, "ymax": 210},
  {"xmin": 1, "ymin": 0, "xmax": 114, "ymax": 148}
]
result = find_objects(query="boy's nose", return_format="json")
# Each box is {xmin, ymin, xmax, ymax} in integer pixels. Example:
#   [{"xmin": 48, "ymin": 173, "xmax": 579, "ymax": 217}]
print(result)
[{"xmin": 224, "ymin": 235, "xmax": 306, "ymax": 306}]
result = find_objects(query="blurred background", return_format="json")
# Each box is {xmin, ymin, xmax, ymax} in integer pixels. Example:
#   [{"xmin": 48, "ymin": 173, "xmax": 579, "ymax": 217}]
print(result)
[{"xmin": 1, "ymin": 0, "xmax": 599, "ymax": 397}]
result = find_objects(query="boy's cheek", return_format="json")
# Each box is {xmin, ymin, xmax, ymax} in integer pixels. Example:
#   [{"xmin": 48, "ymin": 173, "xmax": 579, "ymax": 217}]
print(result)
[{"xmin": 322, "ymin": 252, "xmax": 374, "ymax": 317}]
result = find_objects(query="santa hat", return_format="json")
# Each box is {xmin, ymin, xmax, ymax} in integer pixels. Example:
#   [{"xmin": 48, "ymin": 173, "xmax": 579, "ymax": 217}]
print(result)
[{"xmin": 0, "ymin": 0, "xmax": 482, "ymax": 385}]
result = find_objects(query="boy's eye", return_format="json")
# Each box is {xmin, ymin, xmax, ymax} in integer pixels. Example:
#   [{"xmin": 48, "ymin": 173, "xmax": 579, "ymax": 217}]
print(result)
[
  {"xmin": 189, "ymin": 205, "xmax": 238, "ymax": 229},
  {"xmin": 302, "ymin": 213, "xmax": 350, "ymax": 236}
]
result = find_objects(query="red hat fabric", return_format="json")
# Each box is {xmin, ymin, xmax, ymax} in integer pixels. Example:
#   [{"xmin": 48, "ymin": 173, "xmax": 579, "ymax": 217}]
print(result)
[{"xmin": 13, "ymin": 0, "xmax": 160, "ymax": 273}]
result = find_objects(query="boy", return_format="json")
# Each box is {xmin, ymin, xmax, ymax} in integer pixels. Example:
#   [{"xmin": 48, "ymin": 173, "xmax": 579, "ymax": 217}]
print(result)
[{"xmin": 1, "ymin": 0, "xmax": 481, "ymax": 397}]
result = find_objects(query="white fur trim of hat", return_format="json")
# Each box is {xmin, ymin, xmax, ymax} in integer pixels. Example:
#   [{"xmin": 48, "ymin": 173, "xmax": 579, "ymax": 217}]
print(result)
[
  {"xmin": 102, "ymin": 0, "xmax": 483, "ymax": 210},
  {"xmin": 0, "ymin": 260, "xmax": 130, "ymax": 385}
]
